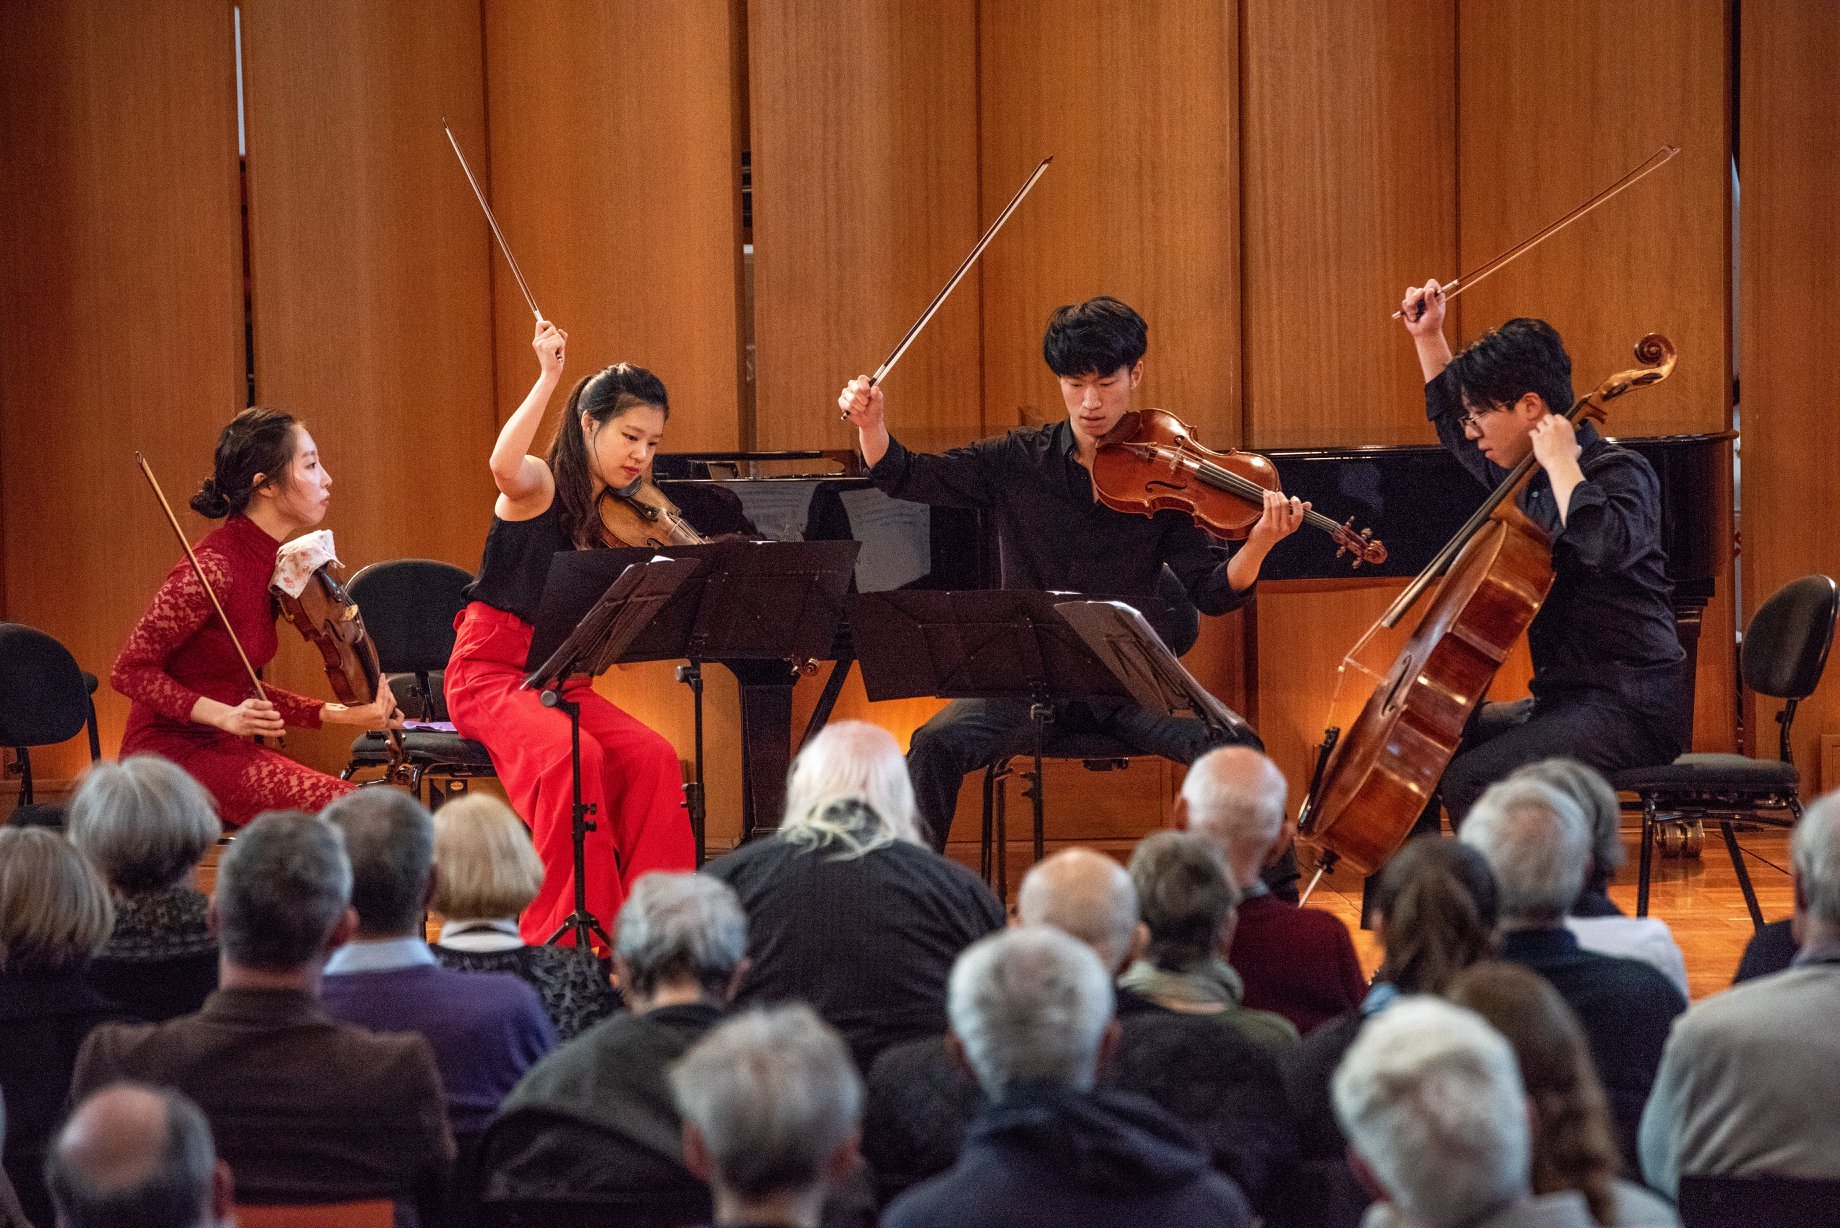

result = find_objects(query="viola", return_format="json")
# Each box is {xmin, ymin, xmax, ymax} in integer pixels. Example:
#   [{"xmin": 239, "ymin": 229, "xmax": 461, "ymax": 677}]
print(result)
[
  {"xmin": 1091, "ymin": 408, "xmax": 1387, "ymax": 566},
  {"xmin": 1295, "ymin": 334, "xmax": 1678, "ymax": 890},
  {"xmin": 596, "ymin": 479, "xmax": 707, "ymax": 549}
]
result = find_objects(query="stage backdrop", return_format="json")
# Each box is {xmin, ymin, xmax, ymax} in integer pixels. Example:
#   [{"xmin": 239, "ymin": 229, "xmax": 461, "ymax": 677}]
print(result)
[{"xmin": 7, "ymin": 0, "xmax": 1821, "ymax": 877}]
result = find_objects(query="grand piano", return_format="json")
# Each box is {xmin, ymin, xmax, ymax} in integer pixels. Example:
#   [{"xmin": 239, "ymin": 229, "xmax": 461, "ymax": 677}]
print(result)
[{"xmin": 656, "ymin": 433, "xmax": 1729, "ymax": 837}]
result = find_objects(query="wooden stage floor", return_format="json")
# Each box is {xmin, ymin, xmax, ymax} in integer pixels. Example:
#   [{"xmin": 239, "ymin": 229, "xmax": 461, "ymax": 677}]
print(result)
[{"xmin": 1309, "ymin": 825, "xmax": 1796, "ymax": 1001}]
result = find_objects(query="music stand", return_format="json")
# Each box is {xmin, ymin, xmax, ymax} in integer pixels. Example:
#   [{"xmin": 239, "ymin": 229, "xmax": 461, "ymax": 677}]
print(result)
[
  {"xmin": 1052, "ymin": 600, "xmax": 1256, "ymax": 744},
  {"xmin": 850, "ymin": 589, "xmax": 1144, "ymax": 860},
  {"xmin": 523, "ymin": 554, "xmax": 702, "ymax": 952}
]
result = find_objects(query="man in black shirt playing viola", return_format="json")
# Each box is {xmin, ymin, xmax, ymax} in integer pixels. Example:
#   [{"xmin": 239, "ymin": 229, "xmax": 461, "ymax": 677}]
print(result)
[
  {"xmin": 837, "ymin": 297, "xmax": 1304, "ymax": 849},
  {"xmin": 1398, "ymin": 280, "xmax": 1690, "ymax": 827}
]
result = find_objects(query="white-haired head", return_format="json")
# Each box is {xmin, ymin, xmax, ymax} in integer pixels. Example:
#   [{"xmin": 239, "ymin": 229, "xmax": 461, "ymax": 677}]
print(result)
[
  {"xmin": 1180, "ymin": 746, "xmax": 1288, "ymax": 888},
  {"xmin": 1333, "ymin": 996, "xmax": 1531, "ymax": 1227},
  {"xmin": 948, "ymin": 926, "xmax": 1116, "ymax": 1099},
  {"xmin": 1459, "ymin": 778, "xmax": 1590, "ymax": 927},
  {"xmin": 780, "ymin": 721, "xmax": 924, "ymax": 857},
  {"xmin": 1793, "ymin": 790, "xmax": 1840, "ymax": 943}
]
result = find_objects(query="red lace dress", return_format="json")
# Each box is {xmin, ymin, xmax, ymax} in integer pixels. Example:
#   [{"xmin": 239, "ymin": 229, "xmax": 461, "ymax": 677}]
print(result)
[{"xmin": 112, "ymin": 514, "xmax": 355, "ymax": 826}]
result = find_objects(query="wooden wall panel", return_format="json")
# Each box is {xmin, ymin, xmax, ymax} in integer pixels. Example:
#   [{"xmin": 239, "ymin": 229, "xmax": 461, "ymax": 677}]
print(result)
[
  {"xmin": 979, "ymin": 0, "xmax": 1241, "ymax": 448},
  {"xmin": 748, "ymin": 0, "xmax": 981, "ymax": 455},
  {"xmin": 482, "ymin": 1, "xmax": 745, "ymax": 452},
  {"xmin": 1456, "ymin": 0, "xmax": 1729, "ymax": 438},
  {"xmin": 239, "ymin": 0, "xmax": 500, "ymax": 773},
  {"xmin": 1738, "ymin": 0, "xmax": 1840, "ymax": 779},
  {"xmin": 0, "ymin": 0, "xmax": 243, "ymax": 780},
  {"xmin": 1242, "ymin": 0, "xmax": 1458, "ymax": 449}
]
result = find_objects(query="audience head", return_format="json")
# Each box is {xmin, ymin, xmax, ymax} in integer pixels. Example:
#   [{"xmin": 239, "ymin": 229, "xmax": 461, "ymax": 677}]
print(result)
[
  {"xmin": 1128, "ymin": 829, "xmax": 1238, "ymax": 974},
  {"xmin": 948, "ymin": 926, "xmax": 1117, "ymax": 1099},
  {"xmin": 780, "ymin": 721, "xmax": 923, "ymax": 857},
  {"xmin": 671, "ymin": 1004, "xmax": 861, "ymax": 1223},
  {"xmin": 1016, "ymin": 846, "xmax": 1145, "ymax": 974},
  {"xmin": 1374, "ymin": 835, "xmax": 1499, "ymax": 994},
  {"xmin": 1792, "ymin": 789, "xmax": 1840, "ymax": 947},
  {"xmin": 1448, "ymin": 961, "xmax": 1620, "ymax": 1225},
  {"xmin": 1509, "ymin": 758, "xmax": 1624, "ymax": 886},
  {"xmin": 615, "ymin": 872, "xmax": 748, "ymax": 1008},
  {"xmin": 212, "ymin": 810, "xmax": 352, "ymax": 973},
  {"xmin": 0, "ymin": 827, "xmax": 113, "ymax": 975},
  {"xmin": 67, "ymin": 756, "xmax": 222, "ymax": 896},
  {"xmin": 46, "ymin": 1083, "xmax": 229, "ymax": 1228},
  {"xmin": 320, "ymin": 789, "xmax": 435, "ymax": 939},
  {"xmin": 430, "ymin": 794, "xmax": 543, "ymax": 924},
  {"xmin": 1460, "ymin": 778, "xmax": 1589, "ymax": 928},
  {"xmin": 1179, "ymin": 745, "xmax": 1289, "ymax": 887},
  {"xmin": 1334, "ymin": 996, "xmax": 1531, "ymax": 1228}
]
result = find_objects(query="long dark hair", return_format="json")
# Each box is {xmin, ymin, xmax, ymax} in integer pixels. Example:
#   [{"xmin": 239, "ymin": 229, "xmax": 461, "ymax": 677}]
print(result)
[
  {"xmin": 191, "ymin": 406, "xmax": 299, "ymax": 519},
  {"xmin": 1374, "ymin": 836, "xmax": 1499, "ymax": 995},
  {"xmin": 549, "ymin": 363, "xmax": 669, "ymax": 549}
]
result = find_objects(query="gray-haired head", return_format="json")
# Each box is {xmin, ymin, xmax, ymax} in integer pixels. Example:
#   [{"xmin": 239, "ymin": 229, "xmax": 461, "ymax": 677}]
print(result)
[
  {"xmin": 47, "ymin": 1082, "xmax": 219, "ymax": 1228},
  {"xmin": 320, "ymin": 788, "xmax": 434, "ymax": 938},
  {"xmin": 1459, "ymin": 778, "xmax": 1590, "ymax": 927},
  {"xmin": 1016, "ymin": 847, "xmax": 1140, "ymax": 973},
  {"xmin": 67, "ymin": 756, "xmax": 222, "ymax": 896},
  {"xmin": 0, "ymin": 827, "xmax": 114, "ymax": 975},
  {"xmin": 948, "ymin": 926, "xmax": 1116, "ymax": 1099},
  {"xmin": 1128, "ymin": 829, "xmax": 1239, "ymax": 974},
  {"xmin": 1180, "ymin": 746, "xmax": 1288, "ymax": 887},
  {"xmin": 214, "ymin": 811, "xmax": 351, "ymax": 971},
  {"xmin": 1793, "ymin": 790, "xmax": 1840, "ymax": 932},
  {"xmin": 1333, "ymin": 995, "xmax": 1531, "ymax": 1228},
  {"xmin": 779, "ymin": 721, "xmax": 924, "ymax": 857},
  {"xmin": 1508, "ymin": 758, "xmax": 1623, "ymax": 877},
  {"xmin": 615, "ymin": 872, "xmax": 747, "ymax": 1001},
  {"xmin": 669, "ymin": 1003, "xmax": 862, "ymax": 1203}
]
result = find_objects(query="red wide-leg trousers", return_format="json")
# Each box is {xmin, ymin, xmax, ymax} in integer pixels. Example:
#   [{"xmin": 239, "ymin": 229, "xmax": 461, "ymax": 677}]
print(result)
[{"xmin": 446, "ymin": 602, "xmax": 693, "ymax": 947}]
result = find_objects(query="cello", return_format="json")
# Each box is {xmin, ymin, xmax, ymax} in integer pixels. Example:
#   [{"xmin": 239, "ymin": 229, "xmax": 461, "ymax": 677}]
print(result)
[{"xmin": 1296, "ymin": 333, "xmax": 1678, "ymax": 888}]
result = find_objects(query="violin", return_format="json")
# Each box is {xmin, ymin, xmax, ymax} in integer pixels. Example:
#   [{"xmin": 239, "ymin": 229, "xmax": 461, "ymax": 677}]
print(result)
[
  {"xmin": 596, "ymin": 479, "xmax": 708, "ymax": 549},
  {"xmin": 272, "ymin": 560, "xmax": 413, "ymax": 785},
  {"xmin": 1092, "ymin": 409, "xmax": 1387, "ymax": 566}
]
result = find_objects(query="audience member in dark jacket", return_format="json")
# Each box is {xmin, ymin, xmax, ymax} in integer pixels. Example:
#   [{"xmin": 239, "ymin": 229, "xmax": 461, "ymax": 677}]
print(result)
[
  {"xmin": 703, "ymin": 722, "xmax": 1002, "ymax": 1071},
  {"xmin": 66, "ymin": 756, "xmax": 223, "ymax": 1022},
  {"xmin": 72, "ymin": 812, "xmax": 453, "ymax": 1222},
  {"xmin": 1461, "ymin": 778, "xmax": 1686, "ymax": 1173},
  {"xmin": 1183, "ymin": 747, "xmax": 1367, "ymax": 1035},
  {"xmin": 0, "ymin": 827, "xmax": 121, "ymax": 1228},
  {"xmin": 884, "ymin": 928, "xmax": 1252, "ymax": 1228},
  {"xmin": 429, "ymin": 793, "xmax": 620, "ymax": 1039},
  {"xmin": 319, "ymin": 790, "xmax": 553, "ymax": 1141},
  {"xmin": 1734, "ymin": 916, "xmax": 1797, "ymax": 983}
]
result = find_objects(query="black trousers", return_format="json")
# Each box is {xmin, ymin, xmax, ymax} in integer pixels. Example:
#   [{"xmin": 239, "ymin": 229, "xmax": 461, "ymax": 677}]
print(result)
[{"xmin": 907, "ymin": 695, "xmax": 1262, "ymax": 852}]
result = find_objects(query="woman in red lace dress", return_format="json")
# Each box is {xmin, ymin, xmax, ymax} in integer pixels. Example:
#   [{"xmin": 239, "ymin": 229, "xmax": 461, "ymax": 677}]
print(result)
[{"xmin": 112, "ymin": 408, "xmax": 398, "ymax": 826}]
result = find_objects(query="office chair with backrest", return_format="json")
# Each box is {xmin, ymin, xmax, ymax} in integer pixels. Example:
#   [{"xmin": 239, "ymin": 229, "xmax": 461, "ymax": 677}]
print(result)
[
  {"xmin": 1614, "ymin": 574, "xmax": 1839, "ymax": 928},
  {"xmin": 0, "ymin": 623, "xmax": 102, "ymax": 805},
  {"xmin": 341, "ymin": 559, "xmax": 497, "ymax": 805},
  {"xmin": 978, "ymin": 567, "xmax": 1214, "ymax": 898}
]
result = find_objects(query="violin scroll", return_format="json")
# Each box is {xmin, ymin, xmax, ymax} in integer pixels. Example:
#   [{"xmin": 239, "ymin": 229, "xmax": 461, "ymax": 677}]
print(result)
[{"xmin": 1332, "ymin": 519, "xmax": 1389, "ymax": 568}]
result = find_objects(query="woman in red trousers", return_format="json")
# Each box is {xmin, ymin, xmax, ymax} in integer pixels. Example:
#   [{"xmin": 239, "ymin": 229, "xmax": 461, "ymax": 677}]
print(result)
[
  {"xmin": 113, "ymin": 407, "xmax": 399, "ymax": 825},
  {"xmin": 445, "ymin": 319, "xmax": 693, "ymax": 948}
]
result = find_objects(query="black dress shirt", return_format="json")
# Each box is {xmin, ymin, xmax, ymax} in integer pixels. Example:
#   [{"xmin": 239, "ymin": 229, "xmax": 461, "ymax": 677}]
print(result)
[
  {"xmin": 1427, "ymin": 374, "xmax": 1690, "ymax": 733},
  {"xmin": 869, "ymin": 422, "xmax": 1251, "ymax": 645}
]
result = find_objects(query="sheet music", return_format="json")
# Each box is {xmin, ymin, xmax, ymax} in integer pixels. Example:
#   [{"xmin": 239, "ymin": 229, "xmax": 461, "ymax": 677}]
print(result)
[
  {"xmin": 839, "ymin": 487, "xmax": 931, "ymax": 591},
  {"xmin": 731, "ymin": 480, "xmax": 819, "ymax": 541}
]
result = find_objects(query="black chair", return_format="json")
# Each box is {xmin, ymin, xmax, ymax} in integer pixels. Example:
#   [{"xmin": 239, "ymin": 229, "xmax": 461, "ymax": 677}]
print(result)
[
  {"xmin": 341, "ymin": 559, "xmax": 497, "ymax": 806},
  {"xmin": 978, "ymin": 568, "xmax": 1209, "ymax": 899},
  {"xmin": 1615, "ymin": 574, "xmax": 1838, "ymax": 928},
  {"xmin": 1677, "ymin": 1173, "xmax": 1840, "ymax": 1228},
  {"xmin": 0, "ymin": 623, "xmax": 102, "ymax": 805}
]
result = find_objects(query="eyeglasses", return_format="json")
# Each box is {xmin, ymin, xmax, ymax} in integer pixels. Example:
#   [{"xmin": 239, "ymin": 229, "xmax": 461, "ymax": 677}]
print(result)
[{"xmin": 1458, "ymin": 405, "xmax": 1504, "ymax": 432}]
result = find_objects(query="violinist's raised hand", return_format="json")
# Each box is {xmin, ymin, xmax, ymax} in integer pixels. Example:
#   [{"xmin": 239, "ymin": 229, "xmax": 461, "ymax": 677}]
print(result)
[
  {"xmin": 1247, "ymin": 488, "xmax": 1309, "ymax": 551},
  {"xmin": 534, "ymin": 319, "xmax": 568, "ymax": 379},
  {"xmin": 838, "ymin": 376, "xmax": 890, "ymax": 465}
]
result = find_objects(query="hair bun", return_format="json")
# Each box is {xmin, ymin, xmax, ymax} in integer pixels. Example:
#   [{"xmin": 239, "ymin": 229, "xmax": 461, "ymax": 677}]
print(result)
[{"xmin": 189, "ymin": 476, "xmax": 232, "ymax": 519}]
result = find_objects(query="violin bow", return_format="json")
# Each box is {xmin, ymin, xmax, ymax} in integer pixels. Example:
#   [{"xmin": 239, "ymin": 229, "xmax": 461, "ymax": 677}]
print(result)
[
  {"xmin": 135, "ymin": 452, "xmax": 269, "ymax": 703},
  {"xmin": 1395, "ymin": 144, "xmax": 1680, "ymax": 320},
  {"xmin": 443, "ymin": 118, "xmax": 548, "ymax": 328},
  {"xmin": 842, "ymin": 155, "xmax": 1053, "ymax": 417}
]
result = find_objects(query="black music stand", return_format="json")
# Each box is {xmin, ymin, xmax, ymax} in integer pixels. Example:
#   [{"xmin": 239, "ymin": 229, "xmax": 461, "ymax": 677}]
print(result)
[
  {"xmin": 523, "ymin": 554, "xmax": 702, "ymax": 952},
  {"xmin": 850, "ymin": 590, "xmax": 1151, "ymax": 854},
  {"xmin": 1052, "ymin": 599, "xmax": 1256, "ymax": 745}
]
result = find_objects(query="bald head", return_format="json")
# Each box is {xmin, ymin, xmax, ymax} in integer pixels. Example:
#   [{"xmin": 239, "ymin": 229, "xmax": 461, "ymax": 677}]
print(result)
[
  {"xmin": 48, "ymin": 1083, "xmax": 223, "ymax": 1228},
  {"xmin": 1180, "ymin": 746, "xmax": 1288, "ymax": 888},
  {"xmin": 1016, "ymin": 847, "xmax": 1140, "ymax": 973}
]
